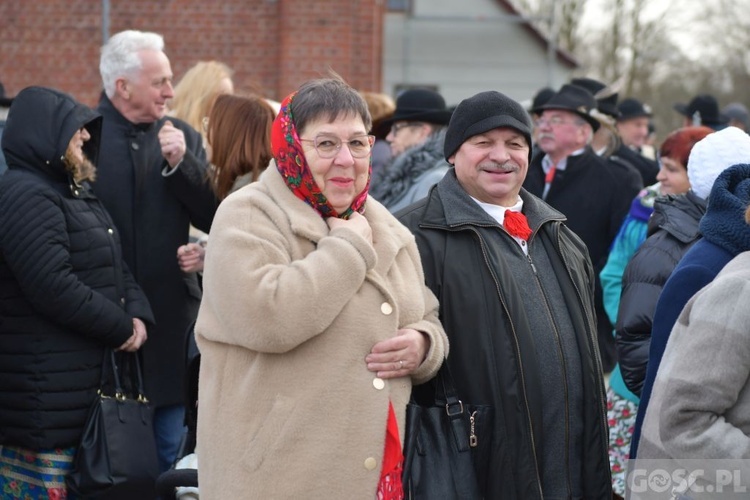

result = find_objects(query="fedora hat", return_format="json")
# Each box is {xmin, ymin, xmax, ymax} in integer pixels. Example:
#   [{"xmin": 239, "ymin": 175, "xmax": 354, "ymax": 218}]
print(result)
[
  {"xmin": 673, "ymin": 94, "xmax": 728, "ymax": 126},
  {"xmin": 384, "ymin": 88, "xmax": 453, "ymax": 126},
  {"xmin": 534, "ymin": 84, "xmax": 600, "ymax": 131},
  {"xmin": 570, "ymin": 77, "xmax": 620, "ymax": 119},
  {"xmin": 617, "ymin": 98, "xmax": 652, "ymax": 121}
]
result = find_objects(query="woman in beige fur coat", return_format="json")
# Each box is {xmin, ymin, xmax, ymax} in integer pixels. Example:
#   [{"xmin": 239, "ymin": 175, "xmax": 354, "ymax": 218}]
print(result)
[{"xmin": 195, "ymin": 77, "xmax": 448, "ymax": 499}]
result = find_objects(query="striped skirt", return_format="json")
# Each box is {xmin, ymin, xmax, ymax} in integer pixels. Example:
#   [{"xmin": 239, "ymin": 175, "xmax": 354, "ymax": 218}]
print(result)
[{"xmin": 0, "ymin": 444, "xmax": 79, "ymax": 500}]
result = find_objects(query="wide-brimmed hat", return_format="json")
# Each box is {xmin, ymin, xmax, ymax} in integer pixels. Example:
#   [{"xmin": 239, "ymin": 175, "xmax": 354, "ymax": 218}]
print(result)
[
  {"xmin": 384, "ymin": 88, "xmax": 453, "ymax": 126},
  {"xmin": 673, "ymin": 94, "xmax": 728, "ymax": 127},
  {"xmin": 570, "ymin": 77, "xmax": 619, "ymax": 119},
  {"xmin": 617, "ymin": 98, "xmax": 652, "ymax": 121},
  {"xmin": 533, "ymin": 84, "xmax": 600, "ymax": 131}
]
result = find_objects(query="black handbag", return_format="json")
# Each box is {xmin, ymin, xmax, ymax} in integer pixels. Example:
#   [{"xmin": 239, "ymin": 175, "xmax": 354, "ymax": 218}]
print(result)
[
  {"xmin": 66, "ymin": 350, "xmax": 160, "ymax": 498},
  {"xmin": 402, "ymin": 362, "xmax": 482, "ymax": 499}
]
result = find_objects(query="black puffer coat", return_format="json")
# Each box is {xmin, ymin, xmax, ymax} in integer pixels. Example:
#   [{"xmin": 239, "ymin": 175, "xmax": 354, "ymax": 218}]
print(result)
[
  {"xmin": 0, "ymin": 87, "xmax": 154, "ymax": 450},
  {"xmin": 615, "ymin": 191, "xmax": 706, "ymax": 396}
]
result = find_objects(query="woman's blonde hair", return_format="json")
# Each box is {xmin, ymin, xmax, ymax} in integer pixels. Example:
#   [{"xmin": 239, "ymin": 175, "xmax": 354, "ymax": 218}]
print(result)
[{"xmin": 169, "ymin": 61, "xmax": 234, "ymax": 136}]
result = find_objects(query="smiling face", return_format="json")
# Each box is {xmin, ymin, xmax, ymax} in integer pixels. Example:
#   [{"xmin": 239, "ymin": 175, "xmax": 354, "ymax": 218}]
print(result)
[
  {"xmin": 300, "ymin": 114, "xmax": 371, "ymax": 214},
  {"xmin": 449, "ymin": 127, "xmax": 530, "ymax": 207},
  {"xmin": 118, "ymin": 49, "xmax": 174, "ymax": 123}
]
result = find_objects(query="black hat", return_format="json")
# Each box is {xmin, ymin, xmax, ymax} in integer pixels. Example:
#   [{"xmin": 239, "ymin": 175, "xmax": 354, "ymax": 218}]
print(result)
[
  {"xmin": 673, "ymin": 94, "xmax": 728, "ymax": 126},
  {"xmin": 722, "ymin": 102, "xmax": 749, "ymax": 129},
  {"xmin": 383, "ymin": 88, "xmax": 453, "ymax": 126},
  {"xmin": 534, "ymin": 84, "xmax": 600, "ymax": 131},
  {"xmin": 530, "ymin": 87, "xmax": 556, "ymax": 112},
  {"xmin": 444, "ymin": 90, "xmax": 532, "ymax": 162},
  {"xmin": 570, "ymin": 77, "xmax": 619, "ymax": 118},
  {"xmin": 617, "ymin": 98, "xmax": 651, "ymax": 121}
]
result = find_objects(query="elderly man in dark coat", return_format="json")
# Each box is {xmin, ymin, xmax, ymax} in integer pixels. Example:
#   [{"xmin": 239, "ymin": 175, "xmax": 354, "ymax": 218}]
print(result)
[
  {"xmin": 93, "ymin": 30, "xmax": 218, "ymax": 472},
  {"xmin": 524, "ymin": 84, "xmax": 640, "ymax": 373}
]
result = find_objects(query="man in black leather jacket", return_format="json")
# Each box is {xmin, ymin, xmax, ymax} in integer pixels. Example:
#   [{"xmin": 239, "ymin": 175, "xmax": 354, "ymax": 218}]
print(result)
[{"xmin": 398, "ymin": 90, "xmax": 611, "ymax": 499}]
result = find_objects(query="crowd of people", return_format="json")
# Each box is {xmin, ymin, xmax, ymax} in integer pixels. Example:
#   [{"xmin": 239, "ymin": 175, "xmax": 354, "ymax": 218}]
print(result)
[{"xmin": 2, "ymin": 27, "xmax": 750, "ymax": 500}]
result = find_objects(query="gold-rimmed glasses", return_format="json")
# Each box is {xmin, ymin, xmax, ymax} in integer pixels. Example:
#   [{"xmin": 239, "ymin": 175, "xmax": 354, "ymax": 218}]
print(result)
[{"xmin": 299, "ymin": 134, "xmax": 375, "ymax": 159}]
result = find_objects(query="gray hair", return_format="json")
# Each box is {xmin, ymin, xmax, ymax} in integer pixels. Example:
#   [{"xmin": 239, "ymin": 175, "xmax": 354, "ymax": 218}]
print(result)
[
  {"xmin": 100, "ymin": 30, "xmax": 165, "ymax": 98},
  {"xmin": 291, "ymin": 77, "xmax": 372, "ymax": 134}
]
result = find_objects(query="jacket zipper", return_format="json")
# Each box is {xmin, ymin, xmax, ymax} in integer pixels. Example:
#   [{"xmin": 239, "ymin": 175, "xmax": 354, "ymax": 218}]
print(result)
[
  {"xmin": 467, "ymin": 224, "xmax": 544, "ymax": 498},
  {"xmin": 526, "ymin": 252, "xmax": 572, "ymax": 499}
]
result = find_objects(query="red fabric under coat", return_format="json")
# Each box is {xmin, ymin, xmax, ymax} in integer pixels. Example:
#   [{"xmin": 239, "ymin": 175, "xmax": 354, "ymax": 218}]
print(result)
[{"xmin": 377, "ymin": 401, "xmax": 404, "ymax": 500}]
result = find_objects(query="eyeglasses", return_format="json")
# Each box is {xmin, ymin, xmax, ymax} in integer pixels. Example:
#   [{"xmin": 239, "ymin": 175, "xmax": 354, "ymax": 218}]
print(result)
[
  {"xmin": 534, "ymin": 116, "xmax": 583, "ymax": 128},
  {"xmin": 390, "ymin": 122, "xmax": 424, "ymax": 135},
  {"xmin": 201, "ymin": 116, "xmax": 210, "ymax": 134},
  {"xmin": 300, "ymin": 134, "xmax": 375, "ymax": 159}
]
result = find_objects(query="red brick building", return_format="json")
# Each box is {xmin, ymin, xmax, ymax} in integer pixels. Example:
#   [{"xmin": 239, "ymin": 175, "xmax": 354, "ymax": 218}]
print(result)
[{"xmin": 0, "ymin": 0, "xmax": 386, "ymax": 107}]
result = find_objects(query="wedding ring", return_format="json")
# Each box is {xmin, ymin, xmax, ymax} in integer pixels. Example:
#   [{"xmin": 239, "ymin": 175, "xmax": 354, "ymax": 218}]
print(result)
[{"xmin": 399, "ymin": 360, "xmax": 404, "ymax": 370}]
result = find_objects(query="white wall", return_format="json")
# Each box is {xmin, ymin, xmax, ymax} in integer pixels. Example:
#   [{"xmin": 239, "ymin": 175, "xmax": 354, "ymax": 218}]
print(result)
[{"xmin": 383, "ymin": 0, "xmax": 575, "ymax": 107}]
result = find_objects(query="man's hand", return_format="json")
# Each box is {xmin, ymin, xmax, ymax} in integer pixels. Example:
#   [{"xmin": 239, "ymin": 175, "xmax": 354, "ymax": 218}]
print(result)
[{"xmin": 158, "ymin": 120, "xmax": 187, "ymax": 168}]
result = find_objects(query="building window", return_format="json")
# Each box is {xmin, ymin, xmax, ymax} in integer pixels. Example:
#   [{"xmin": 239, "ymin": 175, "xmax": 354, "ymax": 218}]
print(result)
[{"xmin": 388, "ymin": 0, "xmax": 411, "ymax": 12}]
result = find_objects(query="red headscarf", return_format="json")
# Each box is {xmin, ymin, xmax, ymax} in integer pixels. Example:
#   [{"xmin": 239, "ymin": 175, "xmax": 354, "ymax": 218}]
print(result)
[{"xmin": 270, "ymin": 91, "xmax": 370, "ymax": 219}]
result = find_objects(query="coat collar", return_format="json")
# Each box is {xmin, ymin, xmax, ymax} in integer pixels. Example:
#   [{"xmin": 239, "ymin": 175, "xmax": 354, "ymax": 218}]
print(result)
[
  {"xmin": 260, "ymin": 164, "xmax": 415, "ymax": 270},
  {"xmin": 422, "ymin": 169, "xmax": 566, "ymax": 232}
]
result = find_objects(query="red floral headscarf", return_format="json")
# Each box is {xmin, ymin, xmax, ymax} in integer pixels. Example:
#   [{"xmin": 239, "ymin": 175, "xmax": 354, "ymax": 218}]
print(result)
[{"xmin": 271, "ymin": 91, "xmax": 370, "ymax": 219}]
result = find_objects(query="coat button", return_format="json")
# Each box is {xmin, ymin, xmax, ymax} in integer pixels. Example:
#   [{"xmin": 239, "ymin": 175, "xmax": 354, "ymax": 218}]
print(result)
[
  {"xmin": 73, "ymin": 189, "xmax": 79, "ymax": 196},
  {"xmin": 364, "ymin": 457, "xmax": 377, "ymax": 470},
  {"xmin": 380, "ymin": 302, "xmax": 393, "ymax": 315},
  {"xmin": 107, "ymin": 228, "xmax": 114, "ymax": 234},
  {"xmin": 131, "ymin": 142, "xmax": 139, "ymax": 150},
  {"xmin": 372, "ymin": 378, "xmax": 385, "ymax": 390},
  {"xmin": 120, "ymin": 297, "xmax": 125, "ymax": 304}
]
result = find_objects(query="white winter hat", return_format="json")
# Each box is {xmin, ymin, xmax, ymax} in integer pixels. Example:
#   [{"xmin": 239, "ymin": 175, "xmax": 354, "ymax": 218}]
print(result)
[{"xmin": 687, "ymin": 126, "xmax": 750, "ymax": 200}]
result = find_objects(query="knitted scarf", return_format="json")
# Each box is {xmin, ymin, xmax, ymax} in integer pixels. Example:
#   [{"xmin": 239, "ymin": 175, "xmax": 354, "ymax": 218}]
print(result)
[{"xmin": 270, "ymin": 92, "xmax": 369, "ymax": 219}]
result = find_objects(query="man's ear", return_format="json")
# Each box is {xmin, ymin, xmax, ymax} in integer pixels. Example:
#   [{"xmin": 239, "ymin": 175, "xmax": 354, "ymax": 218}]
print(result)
[{"xmin": 115, "ymin": 78, "xmax": 130, "ymax": 100}]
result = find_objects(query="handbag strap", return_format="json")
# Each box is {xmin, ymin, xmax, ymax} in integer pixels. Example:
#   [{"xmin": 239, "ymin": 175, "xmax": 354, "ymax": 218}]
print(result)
[
  {"xmin": 131, "ymin": 353, "xmax": 149, "ymax": 403},
  {"xmin": 435, "ymin": 360, "xmax": 473, "ymax": 453},
  {"xmin": 108, "ymin": 349, "xmax": 126, "ymax": 401},
  {"xmin": 101, "ymin": 349, "xmax": 149, "ymax": 403}
]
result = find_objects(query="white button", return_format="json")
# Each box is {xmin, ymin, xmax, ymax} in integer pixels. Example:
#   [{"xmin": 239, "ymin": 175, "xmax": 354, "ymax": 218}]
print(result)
[
  {"xmin": 372, "ymin": 378, "xmax": 385, "ymax": 390},
  {"xmin": 107, "ymin": 228, "xmax": 114, "ymax": 235},
  {"xmin": 364, "ymin": 457, "xmax": 377, "ymax": 470},
  {"xmin": 380, "ymin": 302, "xmax": 393, "ymax": 315}
]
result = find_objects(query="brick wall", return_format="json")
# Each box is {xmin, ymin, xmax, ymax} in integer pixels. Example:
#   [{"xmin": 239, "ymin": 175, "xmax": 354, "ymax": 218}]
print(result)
[{"xmin": 0, "ymin": 0, "xmax": 385, "ymax": 107}]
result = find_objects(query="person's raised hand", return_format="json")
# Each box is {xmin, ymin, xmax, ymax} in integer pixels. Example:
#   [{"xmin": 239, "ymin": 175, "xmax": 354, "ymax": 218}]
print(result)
[
  {"xmin": 326, "ymin": 212, "xmax": 372, "ymax": 245},
  {"xmin": 158, "ymin": 120, "xmax": 187, "ymax": 168}
]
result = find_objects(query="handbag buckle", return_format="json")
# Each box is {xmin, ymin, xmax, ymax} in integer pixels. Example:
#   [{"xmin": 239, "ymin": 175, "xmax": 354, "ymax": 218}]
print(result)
[
  {"xmin": 115, "ymin": 392, "xmax": 126, "ymax": 402},
  {"xmin": 445, "ymin": 400, "xmax": 464, "ymax": 416}
]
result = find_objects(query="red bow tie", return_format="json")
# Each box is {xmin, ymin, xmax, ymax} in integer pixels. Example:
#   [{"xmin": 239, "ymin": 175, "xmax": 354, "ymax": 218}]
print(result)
[{"xmin": 504, "ymin": 210, "xmax": 532, "ymax": 241}]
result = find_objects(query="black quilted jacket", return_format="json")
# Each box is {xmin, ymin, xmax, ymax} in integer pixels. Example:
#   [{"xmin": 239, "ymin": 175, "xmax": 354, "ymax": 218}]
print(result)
[{"xmin": 0, "ymin": 87, "xmax": 154, "ymax": 449}]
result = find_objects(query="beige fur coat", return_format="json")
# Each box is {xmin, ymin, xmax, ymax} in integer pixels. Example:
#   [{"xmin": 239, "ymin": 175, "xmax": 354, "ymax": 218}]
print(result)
[{"xmin": 195, "ymin": 165, "xmax": 448, "ymax": 499}]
